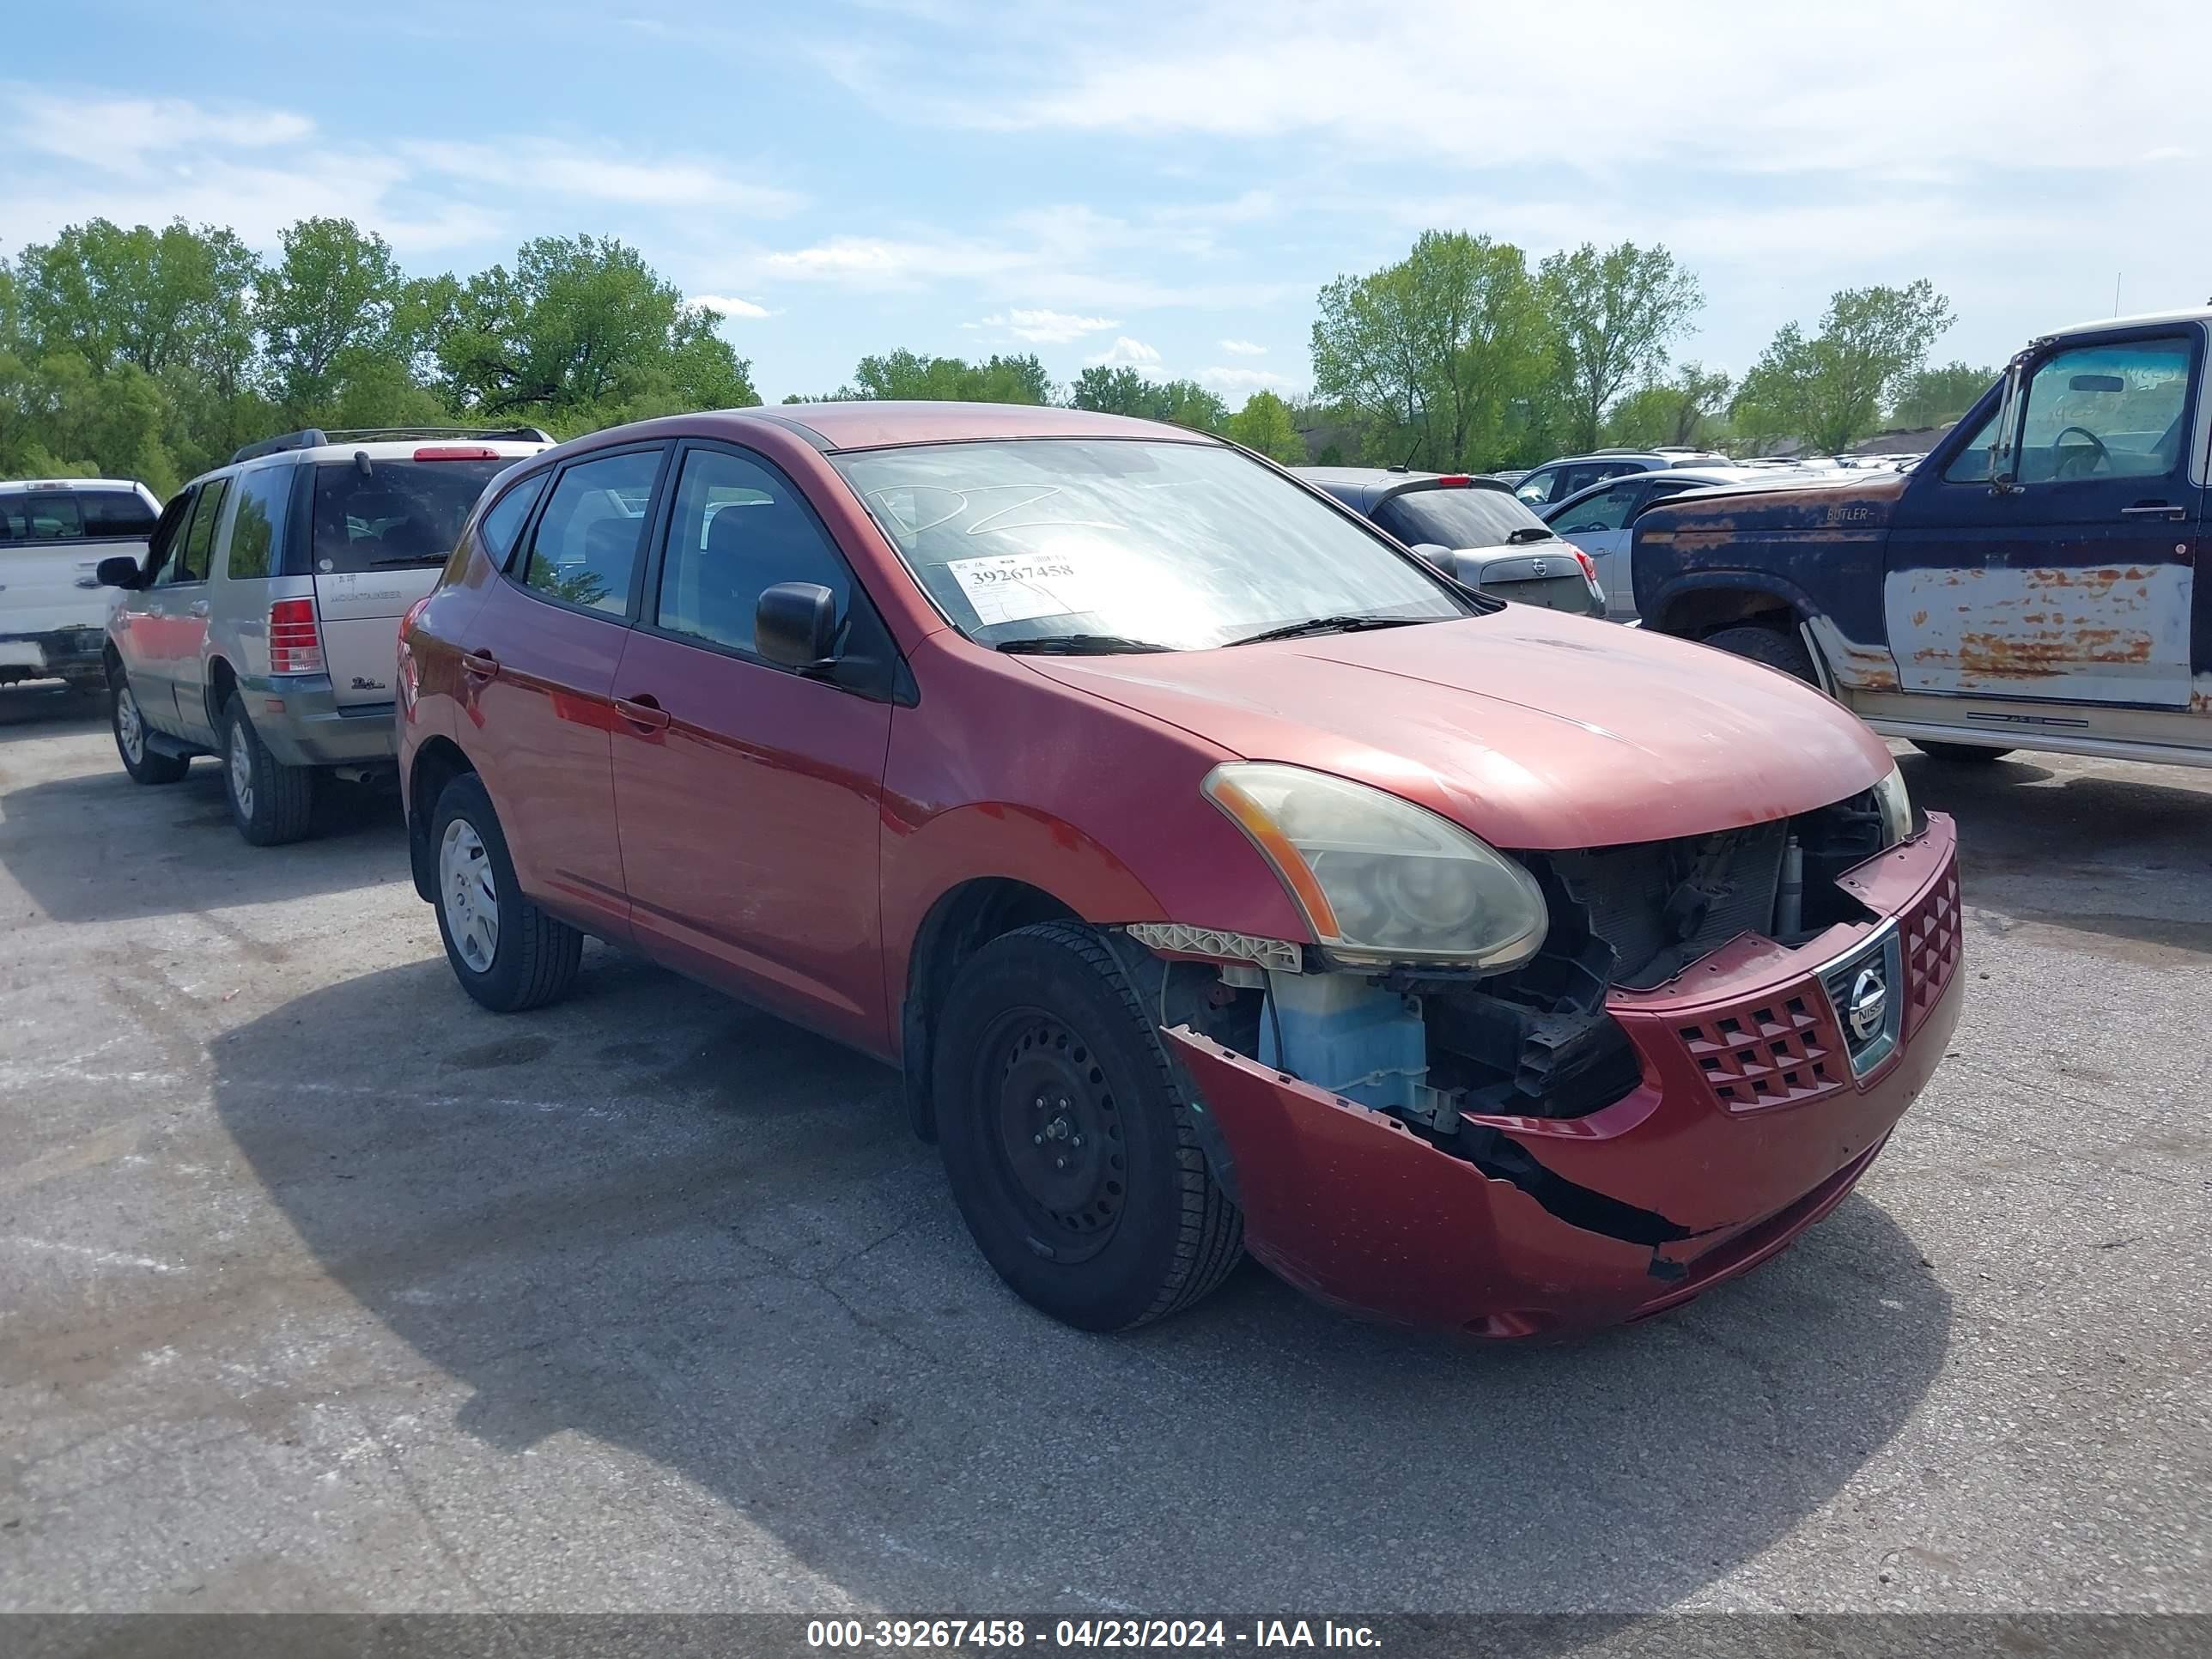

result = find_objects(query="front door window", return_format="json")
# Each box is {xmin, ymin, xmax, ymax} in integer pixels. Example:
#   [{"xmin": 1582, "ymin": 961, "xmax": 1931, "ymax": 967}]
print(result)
[{"xmin": 2017, "ymin": 338, "xmax": 2192, "ymax": 483}]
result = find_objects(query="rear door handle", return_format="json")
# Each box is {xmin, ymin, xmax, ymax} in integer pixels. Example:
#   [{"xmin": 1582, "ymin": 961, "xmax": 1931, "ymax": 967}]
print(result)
[
  {"xmin": 460, "ymin": 650, "xmax": 501, "ymax": 682},
  {"xmin": 2120, "ymin": 502, "xmax": 2187, "ymax": 519},
  {"xmin": 613, "ymin": 694, "xmax": 672, "ymax": 733}
]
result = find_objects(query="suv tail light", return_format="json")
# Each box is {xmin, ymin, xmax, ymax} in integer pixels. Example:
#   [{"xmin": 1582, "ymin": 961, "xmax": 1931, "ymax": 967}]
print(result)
[
  {"xmin": 1570, "ymin": 547, "xmax": 1599, "ymax": 583},
  {"xmin": 268, "ymin": 597, "xmax": 325, "ymax": 674}
]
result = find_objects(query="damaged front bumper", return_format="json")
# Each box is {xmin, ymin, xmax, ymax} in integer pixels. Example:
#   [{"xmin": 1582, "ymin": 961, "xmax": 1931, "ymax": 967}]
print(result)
[{"xmin": 1164, "ymin": 813, "xmax": 1962, "ymax": 1336}]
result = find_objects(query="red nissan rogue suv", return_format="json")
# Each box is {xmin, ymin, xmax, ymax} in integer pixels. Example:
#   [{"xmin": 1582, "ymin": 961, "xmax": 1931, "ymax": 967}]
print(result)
[{"xmin": 398, "ymin": 402, "xmax": 1962, "ymax": 1337}]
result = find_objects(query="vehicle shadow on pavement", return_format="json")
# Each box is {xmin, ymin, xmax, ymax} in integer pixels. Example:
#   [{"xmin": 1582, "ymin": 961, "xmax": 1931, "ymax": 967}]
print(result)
[
  {"xmin": 0, "ymin": 681, "xmax": 106, "ymax": 736},
  {"xmin": 0, "ymin": 765, "xmax": 404, "ymax": 924},
  {"xmin": 211, "ymin": 954, "xmax": 1953, "ymax": 1614}
]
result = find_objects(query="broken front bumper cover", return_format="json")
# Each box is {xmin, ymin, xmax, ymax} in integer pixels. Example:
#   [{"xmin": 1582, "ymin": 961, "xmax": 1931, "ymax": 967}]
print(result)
[{"xmin": 1165, "ymin": 813, "xmax": 1962, "ymax": 1337}]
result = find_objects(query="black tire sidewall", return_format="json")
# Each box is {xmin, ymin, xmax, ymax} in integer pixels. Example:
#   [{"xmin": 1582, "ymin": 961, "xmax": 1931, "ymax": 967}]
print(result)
[
  {"xmin": 933, "ymin": 927, "xmax": 1197, "ymax": 1332},
  {"xmin": 1704, "ymin": 622, "xmax": 1817, "ymax": 684},
  {"xmin": 222, "ymin": 696, "xmax": 313, "ymax": 843},
  {"xmin": 430, "ymin": 774, "xmax": 532, "ymax": 1010}
]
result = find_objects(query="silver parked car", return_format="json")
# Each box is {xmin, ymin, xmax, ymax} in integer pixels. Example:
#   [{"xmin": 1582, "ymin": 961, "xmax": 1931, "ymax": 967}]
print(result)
[
  {"xmin": 97, "ymin": 427, "xmax": 550, "ymax": 844},
  {"xmin": 1508, "ymin": 447, "xmax": 1729, "ymax": 509},
  {"xmin": 1541, "ymin": 465, "xmax": 1823, "ymax": 621}
]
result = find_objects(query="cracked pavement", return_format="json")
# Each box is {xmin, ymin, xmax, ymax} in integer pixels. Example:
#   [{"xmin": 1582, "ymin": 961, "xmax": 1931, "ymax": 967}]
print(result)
[{"xmin": 1, "ymin": 680, "xmax": 2207, "ymax": 1615}]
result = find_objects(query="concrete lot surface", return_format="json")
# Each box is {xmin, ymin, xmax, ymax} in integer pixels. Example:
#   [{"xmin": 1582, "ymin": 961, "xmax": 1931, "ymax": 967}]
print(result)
[{"xmin": 1, "ymin": 680, "xmax": 2206, "ymax": 1614}]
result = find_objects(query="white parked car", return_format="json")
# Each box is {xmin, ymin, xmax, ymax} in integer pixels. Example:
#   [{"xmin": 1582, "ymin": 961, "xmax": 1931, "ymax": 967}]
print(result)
[{"xmin": 0, "ymin": 478, "xmax": 161, "ymax": 694}]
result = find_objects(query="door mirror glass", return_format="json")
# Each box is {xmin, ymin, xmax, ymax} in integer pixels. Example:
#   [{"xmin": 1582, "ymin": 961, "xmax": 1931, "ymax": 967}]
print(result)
[
  {"xmin": 96, "ymin": 555, "xmax": 143, "ymax": 587},
  {"xmin": 756, "ymin": 582, "xmax": 839, "ymax": 670}
]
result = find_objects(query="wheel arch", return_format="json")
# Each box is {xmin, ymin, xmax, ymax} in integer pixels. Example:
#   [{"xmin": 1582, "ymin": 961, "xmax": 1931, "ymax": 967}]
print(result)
[
  {"xmin": 899, "ymin": 877, "xmax": 1085, "ymax": 1142},
  {"xmin": 1646, "ymin": 573, "xmax": 1813, "ymax": 641},
  {"xmin": 204, "ymin": 656, "xmax": 239, "ymax": 732},
  {"xmin": 407, "ymin": 736, "xmax": 478, "ymax": 904}
]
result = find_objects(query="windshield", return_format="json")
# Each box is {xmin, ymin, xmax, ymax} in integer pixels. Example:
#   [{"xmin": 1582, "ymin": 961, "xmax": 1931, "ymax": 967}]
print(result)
[
  {"xmin": 1379, "ymin": 486, "xmax": 1551, "ymax": 550},
  {"xmin": 311, "ymin": 459, "xmax": 508, "ymax": 574},
  {"xmin": 831, "ymin": 440, "xmax": 1471, "ymax": 651}
]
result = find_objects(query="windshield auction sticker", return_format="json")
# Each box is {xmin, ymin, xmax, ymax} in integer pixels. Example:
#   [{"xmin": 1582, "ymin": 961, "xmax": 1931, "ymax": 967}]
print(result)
[{"xmin": 945, "ymin": 552, "xmax": 1111, "ymax": 627}]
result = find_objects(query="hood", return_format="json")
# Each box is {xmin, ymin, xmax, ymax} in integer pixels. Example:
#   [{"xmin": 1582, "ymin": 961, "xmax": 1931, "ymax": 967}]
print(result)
[
  {"xmin": 1637, "ymin": 470, "xmax": 1908, "ymax": 544},
  {"xmin": 1024, "ymin": 606, "xmax": 1894, "ymax": 851}
]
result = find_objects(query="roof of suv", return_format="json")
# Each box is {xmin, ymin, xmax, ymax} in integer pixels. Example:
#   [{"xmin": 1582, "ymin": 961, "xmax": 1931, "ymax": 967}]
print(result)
[{"xmin": 225, "ymin": 426, "xmax": 557, "ymax": 465}]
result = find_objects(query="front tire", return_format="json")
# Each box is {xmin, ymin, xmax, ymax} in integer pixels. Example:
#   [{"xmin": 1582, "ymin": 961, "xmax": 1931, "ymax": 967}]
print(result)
[
  {"xmin": 1912, "ymin": 740, "xmax": 2014, "ymax": 763},
  {"xmin": 222, "ymin": 695, "xmax": 316, "ymax": 846},
  {"xmin": 111, "ymin": 669, "xmax": 189, "ymax": 785},
  {"xmin": 933, "ymin": 922, "xmax": 1243, "ymax": 1331},
  {"xmin": 1702, "ymin": 621, "xmax": 1819, "ymax": 683},
  {"xmin": 430, "ymin": 772, "xmax": 583, "ymax": 1013}
]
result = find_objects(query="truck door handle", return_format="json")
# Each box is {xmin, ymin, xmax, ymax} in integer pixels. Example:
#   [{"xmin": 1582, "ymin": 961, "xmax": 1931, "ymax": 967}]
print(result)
[
  {"xmin": 2121, "ymin": 502, "xmax": 2186, "ymax": 520},
  {"xmin": 75, "ymin": 575, "xmax": 100, "ymax": 588},
  {"xmin": 460, "ymin": 650, "xmax": 501, "ymax": 682},
  {"xmin": 613, "ymin": 694, "xmax": 672, "ymax": 733},
  {"xmin": 187, "ymin": 599, "xmax": 210, "ymax": 618}
]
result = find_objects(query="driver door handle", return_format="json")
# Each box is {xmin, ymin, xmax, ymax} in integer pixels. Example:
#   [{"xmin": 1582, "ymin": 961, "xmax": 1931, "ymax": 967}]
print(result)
[
  {"xmin": 613, "ymin": 694, "xmax": 672, "ymax": 733},
  {"xmin": 187, "ymin": 599, "xmax": 210, "ymax": 618},
  {"xmin": 2121, "ymin": 502, "xmax": 2186, "ymax": 519}
]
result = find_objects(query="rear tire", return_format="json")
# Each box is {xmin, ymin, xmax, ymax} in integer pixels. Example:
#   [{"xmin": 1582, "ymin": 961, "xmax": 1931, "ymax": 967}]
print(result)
[
  {"xmin": 222, "ymin": 695, "xmax": 317, "ymax": 846},
  {"xmin": 1703, "ymin": 621, "xmax": 1818, "ymax": 684},
  {"xmin": 430, "ymin": 772, "xmax": 583, "ymax": 1013},
  {"xmin": 933, "ymin": 921, "xmax": 1243, "ymax": 1332},
  {"xmin": 1912, "ymin": 739, "xmax": 2014, "ymax": 763},
  {"xmin": 111, "ymin": 668, "xmax": 189, "ymax": 785}
]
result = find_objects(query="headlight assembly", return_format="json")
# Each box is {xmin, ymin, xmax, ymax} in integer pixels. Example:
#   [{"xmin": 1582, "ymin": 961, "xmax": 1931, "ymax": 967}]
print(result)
[
  {"xmin": 1872, "ymin": 763, "xmax": 1913, "ymax": 848},
  {"xmin": 1202, "ymin": 762, "xmax": 1548, "ymax": 971}
]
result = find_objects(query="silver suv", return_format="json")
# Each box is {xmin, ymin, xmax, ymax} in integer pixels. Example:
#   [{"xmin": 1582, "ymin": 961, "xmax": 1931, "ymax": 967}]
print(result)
[{"xmin": 97, "ymin": 427, "xmax": 550, "ymax": 844}]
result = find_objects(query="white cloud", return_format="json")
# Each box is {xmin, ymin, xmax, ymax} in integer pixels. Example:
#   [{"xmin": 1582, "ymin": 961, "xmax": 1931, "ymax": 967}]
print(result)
[
  {"xmin": 398, "ymin": 139, "xmax": 801, "ymax": 216},
  {"xmin": 7, "ymin": 87, "xmax": 313, "ymax": 173},
  {"xmin": 1218, "ymin": 338, "xmax": 1267, "ymax": 356},
  {"xmin": 978, "ymin": 307, "xmax": 1120, "ymax": 343},
  {"xmin": 1088, "ymin": 336, "xmax": 1164, "ymax": 373},
  {"xmin": 1200, "ymin": 365, "xmax": 1297, "ymax": 396},
  {"xmin": 692, "ymin": 294, "xmax": 771, "ymax": 319}
]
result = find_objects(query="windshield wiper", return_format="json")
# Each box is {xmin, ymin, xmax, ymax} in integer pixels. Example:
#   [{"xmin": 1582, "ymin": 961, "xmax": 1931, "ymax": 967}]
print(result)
[
  {"xmin": 371, "ymin": 554, "xmax": 450, "ymax": 568},
  {"xmin": 1227, "ymin": 613, "xmax": 1435, "ymax": 647},
  {"xmin": 996, "ymin": 633, "xmax": 1174, "ymax": 655},
  {"xmin": 1504, "ymin": 526, "xmax": 1555, "ymax": 544}
]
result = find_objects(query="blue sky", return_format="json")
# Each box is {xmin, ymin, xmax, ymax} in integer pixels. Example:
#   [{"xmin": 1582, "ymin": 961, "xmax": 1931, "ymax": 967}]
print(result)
[{"xmin": 5, "ymin": 0, "xmax": 2209, "ymax": 406}]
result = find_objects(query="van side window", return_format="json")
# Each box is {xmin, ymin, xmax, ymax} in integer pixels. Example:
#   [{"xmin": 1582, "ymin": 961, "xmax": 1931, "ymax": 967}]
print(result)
[
  {"xmin": 160, "ymin": 478, "xmax": 229, "ymax": 586},
  {"xmin": 224, "ymin": 468, "xmax": 290, "ymax": 580}
]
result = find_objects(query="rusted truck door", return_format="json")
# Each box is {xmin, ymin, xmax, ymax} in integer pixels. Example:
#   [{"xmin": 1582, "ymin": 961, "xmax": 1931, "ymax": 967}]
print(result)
[{"xmin": 1887, "ymin": 325, "xmax": 2202, "ymax": 706}]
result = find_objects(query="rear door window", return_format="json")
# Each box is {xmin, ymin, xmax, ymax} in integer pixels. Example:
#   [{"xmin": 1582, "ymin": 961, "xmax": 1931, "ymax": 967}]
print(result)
[
  {"xmin": 0, "ymin": 493, "xmax": 85, "ymax": 542},
  {"xmin": 520, "ymin": 448, "xmax": 665, "ymax": 616},
  {"xmin": 224, "ymin": 468, "xmax": 290, "ymax": 580},
  {"xmin": 311, "ymin": 459, "xmax": 508, "ymax": 574}
]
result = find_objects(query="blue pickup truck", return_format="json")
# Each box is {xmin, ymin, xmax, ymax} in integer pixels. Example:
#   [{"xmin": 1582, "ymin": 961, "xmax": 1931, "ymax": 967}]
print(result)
[{"xmin": 1632, "ymin": 307, "xmax": 2209, "ymax": 767}]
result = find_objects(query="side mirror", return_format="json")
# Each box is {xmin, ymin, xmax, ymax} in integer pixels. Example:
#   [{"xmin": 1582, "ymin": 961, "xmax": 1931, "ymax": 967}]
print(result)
[
  {"xmin": 95, "ymin": 556, "xmax": 143, "ymax": 588},
  {"xmin": 756, "ymin": 581, "xmax": 839, "ymax": 671},
  {"xmin": 1409, "ymin": 542, "xmax": 1454, "ymax": 571}
]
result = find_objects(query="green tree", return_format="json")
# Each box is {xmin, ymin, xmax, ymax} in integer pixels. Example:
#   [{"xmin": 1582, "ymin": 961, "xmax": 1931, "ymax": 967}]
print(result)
[
  {"xmin": 1733, "ymin": 280, "xmax": 1954, "ymax": 454},
  {"xmin": 838, "ymin": 349, "xmax": 1054, "ymax": 404},
  {"xmin": 437, "ymin": 235, "xmax": 757, "ymax": 423},
  {"xmin": 1310, "ymin": 230, "xmax": 1550, "ymax": 471},
  {"xmin": 256, "ymin": 217, "xmax": 410, "ymax": 418},
  {"xmin": 1604, "ymin": 362, "xmax": 1735, "ymax": 450},
  {"xmin": 14, "ymin": 218, "xmax": 258, "ymax": 381},
  {"xmin": 1538, "ymin": 241, "xmax": 1702, "ymax": 453},
  {"xmin": 1066, "ymin": 366, "xmax": 1225, "ymax": 430},
  {"xmin": 1224, "ymin": 390, "xmax": 1306, "ymax": 462},
  {"xmin": 1890, "ymin": 360, "xmax": 1996, "ymax": 428}
]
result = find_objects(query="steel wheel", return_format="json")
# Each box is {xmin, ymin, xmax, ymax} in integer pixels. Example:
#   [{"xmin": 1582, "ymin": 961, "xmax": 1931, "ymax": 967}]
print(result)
[
  {"xmin": 981, "ymin": 1009, "xmax": 1127, "ymax": 1263},
  {"xmin": 117, "ymin": 684, "xmax": 144, "ymax": 763},
  {"xmin": 439, "ymin": 817, "xmax": 500, "ymax": 974}
]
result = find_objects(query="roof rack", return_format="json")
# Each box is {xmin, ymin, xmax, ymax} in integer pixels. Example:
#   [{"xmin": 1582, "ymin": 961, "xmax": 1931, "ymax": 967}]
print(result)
[{"xmin": 228, "ymin": 425, "xmax": 554, "ymax": 465}]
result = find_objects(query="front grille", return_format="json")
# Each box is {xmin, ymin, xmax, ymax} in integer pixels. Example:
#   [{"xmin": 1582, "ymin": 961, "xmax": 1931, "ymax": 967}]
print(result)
[
  {"xmin": 1678, "ymin": 990, "xmax": 1848, "ymax": 1110},
  {"xmin": 1899, "ymin": 866, "xmax": 1962, "ymax": 1035},
  {"xmin": 1544, "ymin": 821, "xmax": 1789, "ymax": 989}
]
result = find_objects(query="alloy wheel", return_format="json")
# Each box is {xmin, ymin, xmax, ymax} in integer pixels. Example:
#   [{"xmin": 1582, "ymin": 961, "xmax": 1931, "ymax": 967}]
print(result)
[
  {"xmin": 228, "ymin": 720, "xmax": 256, "ymax": 818},
  {"xmin": 117, "ymin": 684, "xmax": 143, "ymax": 763}
]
